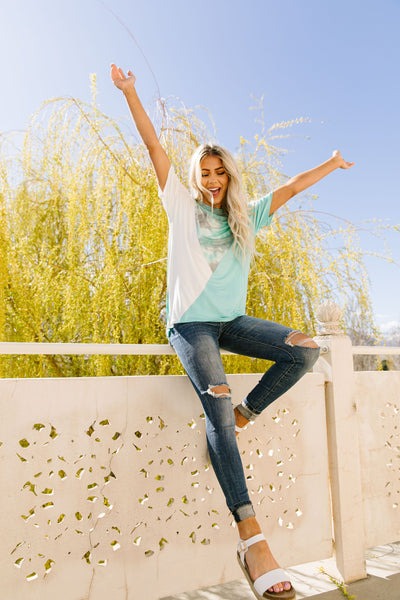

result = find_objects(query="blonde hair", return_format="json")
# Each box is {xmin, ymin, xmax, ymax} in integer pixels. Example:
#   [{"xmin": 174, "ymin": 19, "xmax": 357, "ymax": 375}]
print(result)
[{"xmin": 189, "ymin": 144, "xmax": 254, "ymax": 257}]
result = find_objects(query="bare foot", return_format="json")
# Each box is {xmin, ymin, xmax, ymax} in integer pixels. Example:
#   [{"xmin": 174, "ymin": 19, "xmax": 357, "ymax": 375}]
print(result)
[
  {"xmin": 245, "ymin": 538, "xmax": 292, "ymax": 594},
  {"xmin": 238, "ymin": 517, "xmax": 292, "ymax": 594}
]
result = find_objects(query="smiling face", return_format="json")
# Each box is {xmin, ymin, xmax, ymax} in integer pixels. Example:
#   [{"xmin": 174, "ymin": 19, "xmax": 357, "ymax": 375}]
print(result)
[{"xmin": 200, "ymin": 155, "xmax": 229, "ymax": 208}]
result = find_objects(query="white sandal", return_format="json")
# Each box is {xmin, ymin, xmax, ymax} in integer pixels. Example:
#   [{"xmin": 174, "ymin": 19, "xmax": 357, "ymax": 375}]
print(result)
[
  {"xmin": 237, "ymin": 534, "xmax": 296, "ymax": 599},
  {"xmin": 235, "ymin": 424, "xmax": 248, "ymax": 434},
  {"xmin": 234, "ymin": 404, "xmax": 255, "ymax": 435}
]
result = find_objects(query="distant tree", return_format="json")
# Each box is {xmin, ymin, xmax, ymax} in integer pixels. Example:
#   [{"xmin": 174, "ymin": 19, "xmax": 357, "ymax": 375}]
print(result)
[
  {"xmin": 344, "ymin": 299, "xmax": 400, "ymax": 371},
  {"xmin": 379, "ymin": 325, "xmax": 400, "ymax": 370},
  {"xmin": 344, "ymin": 300, "xmax": 380, "ymax": 370}
]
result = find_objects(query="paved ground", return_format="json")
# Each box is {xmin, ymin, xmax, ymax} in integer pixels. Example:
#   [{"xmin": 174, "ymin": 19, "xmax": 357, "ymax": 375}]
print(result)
[{"xmin": 161, "ymin": 541, "xmax": 400, "ymax": 599}]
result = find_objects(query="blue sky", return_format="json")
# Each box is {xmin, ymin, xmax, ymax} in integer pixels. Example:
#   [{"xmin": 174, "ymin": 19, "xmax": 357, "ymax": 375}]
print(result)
[{"xmin": 1, "ymin": 0, "xmax": 399, "ymax": 331}]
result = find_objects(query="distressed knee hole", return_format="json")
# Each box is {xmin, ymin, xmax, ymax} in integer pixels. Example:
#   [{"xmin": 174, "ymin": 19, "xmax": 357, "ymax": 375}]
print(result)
[
  {"xmin": 207, "ymin": 384, "xmax": 231, "ymax": 398},
  {"xmin": 285, "ymin": 331, "xmax": 319, "ymax": 349}
]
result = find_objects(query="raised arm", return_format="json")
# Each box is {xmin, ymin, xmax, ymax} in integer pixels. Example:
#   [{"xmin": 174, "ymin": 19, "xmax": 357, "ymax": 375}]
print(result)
[
  {"xmin": 269, "ymin": 151, "xmax": 354, "ymax": 215},
  {"xmin": 111, "ymin": 64, "xmax": 170, "ymax": 190}
]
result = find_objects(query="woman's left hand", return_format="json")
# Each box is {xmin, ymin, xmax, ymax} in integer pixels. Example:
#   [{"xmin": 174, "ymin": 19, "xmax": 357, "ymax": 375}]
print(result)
[{"xmin": 332, "ymin": 150, "xmax": 354, "ymax": 169}]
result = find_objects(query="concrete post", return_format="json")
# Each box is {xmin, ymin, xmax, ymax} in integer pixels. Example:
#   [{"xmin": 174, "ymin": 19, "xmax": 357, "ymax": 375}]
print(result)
[{"xmin": 314, "ymin": 301, "xmax": 367, "ymax": 583}]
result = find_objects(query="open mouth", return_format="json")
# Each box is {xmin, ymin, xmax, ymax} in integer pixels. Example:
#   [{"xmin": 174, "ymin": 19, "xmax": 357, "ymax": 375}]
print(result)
[{"xmin": 209, "ymin": 187, "xmax": 221, "ymax": 198}]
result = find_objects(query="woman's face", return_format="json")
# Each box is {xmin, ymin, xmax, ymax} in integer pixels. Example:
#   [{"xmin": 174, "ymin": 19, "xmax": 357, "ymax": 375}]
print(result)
[{"xmin": 200, "ymin": 155, "xmax": 229, "ymax": 208}]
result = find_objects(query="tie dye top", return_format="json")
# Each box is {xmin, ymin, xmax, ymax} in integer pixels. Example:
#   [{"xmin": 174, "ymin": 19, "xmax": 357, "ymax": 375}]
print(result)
[
  {"xmin": 195, "ymin": 202, "xmax": 233, "ymax": 271},
  {"xmin": 159, "ymin": 168, "xmax": 274, "ymax": 333}
]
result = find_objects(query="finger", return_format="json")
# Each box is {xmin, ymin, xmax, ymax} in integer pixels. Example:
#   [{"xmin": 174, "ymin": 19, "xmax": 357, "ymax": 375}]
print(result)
[
  {"xmin": 110, "ymin": 63, "xmax": 122, "ymax": 81},
  {"xmin": 127, "ymin": 70, "xmax": 134, "ymax": 76},
  {"xmin": 118, "ymin": 67, "xmax": 126, "ymax": 80}
]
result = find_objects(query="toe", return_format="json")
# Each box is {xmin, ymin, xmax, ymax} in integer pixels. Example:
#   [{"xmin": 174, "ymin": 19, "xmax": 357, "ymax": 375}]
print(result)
[
  {"xmin": 268, "ymin": 581, "xmax": 290, "ymax": 593},
  {"xmin": 284, "ymin": 581, "xmax": 292, "ymax": 590}
]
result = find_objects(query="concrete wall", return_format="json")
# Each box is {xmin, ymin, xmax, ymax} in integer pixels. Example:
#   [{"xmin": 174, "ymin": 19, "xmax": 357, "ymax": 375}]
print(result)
[
  {"xmin": 0, "ymin": 336, "xmax": 399, "ymax": 598},
  {"xmin": 0, "ymin": 372, "xmax": 330, "ymax": 600},
  {"xmin": 355, "ymin": 371, "xmax": 400, "ymax": 548}
]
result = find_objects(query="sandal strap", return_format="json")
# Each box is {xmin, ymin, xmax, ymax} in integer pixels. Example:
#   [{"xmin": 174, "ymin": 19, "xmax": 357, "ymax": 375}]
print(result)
[
  {"xmin": 235, "ymin": 424, "xmax": 247, "ymax": 433},
  {"xmin": 254, "ymin": 568, "xmax": 290, "ymax": 595},
  {"xmin": 237, "ymin": 533, "xmax": 265, "ymax": 562}
]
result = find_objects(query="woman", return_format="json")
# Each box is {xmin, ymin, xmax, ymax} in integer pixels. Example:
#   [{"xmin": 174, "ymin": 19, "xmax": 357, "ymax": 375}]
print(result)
[{"xmin": 111, "ymin": 64, "xmax": 353, "ymax": 600}]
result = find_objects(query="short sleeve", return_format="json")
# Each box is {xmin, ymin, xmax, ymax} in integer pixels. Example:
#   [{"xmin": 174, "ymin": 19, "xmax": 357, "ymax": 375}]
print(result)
[
  {"xmin": 158, "ymin": 167, "xmax": 192, "ymax": 218},
  {"xmin": 249, "ymin": 191, "xmax": 274, "ymax": 233}
]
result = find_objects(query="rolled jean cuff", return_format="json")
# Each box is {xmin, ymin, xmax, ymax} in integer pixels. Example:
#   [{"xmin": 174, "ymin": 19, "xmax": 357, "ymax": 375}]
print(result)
[
  {"xmin": 236, "ymin": 399, "xmax": 259, "ymax": 422},
  {"xmin": 232, "ymin": 502, "xmax": 255, "ymax": 523}
]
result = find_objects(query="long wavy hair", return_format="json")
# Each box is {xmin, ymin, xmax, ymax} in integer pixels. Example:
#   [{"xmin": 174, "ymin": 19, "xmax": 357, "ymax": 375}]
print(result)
[{"xmin": 189, "ymin": 143, "xmax": 254, "ymax": 258}]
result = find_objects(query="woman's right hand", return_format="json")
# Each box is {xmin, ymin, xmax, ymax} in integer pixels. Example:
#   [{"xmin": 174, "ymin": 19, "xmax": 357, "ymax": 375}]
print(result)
[
  {"xmin": 111, "ymin": 64, "xmax": 136, "ymax": 93},
  {"xmin": 111, "ymin": 62, "xmax": 170, "ymax": 189}
]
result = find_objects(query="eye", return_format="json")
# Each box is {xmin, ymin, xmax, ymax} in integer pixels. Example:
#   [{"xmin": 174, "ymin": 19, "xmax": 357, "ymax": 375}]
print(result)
[{"xmin": 216, "ymin": 171, "xmax": 226, "ymax": 176}]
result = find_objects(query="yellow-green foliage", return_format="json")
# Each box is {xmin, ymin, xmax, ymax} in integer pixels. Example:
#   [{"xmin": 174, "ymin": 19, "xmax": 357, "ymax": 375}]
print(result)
[
  {"xmin": 0, "ymin": 89, "xmax": 375, "ymax": 377},
  {"xmin": 319, "ymin": 567, "xmax": 356, "ymax": 599}
]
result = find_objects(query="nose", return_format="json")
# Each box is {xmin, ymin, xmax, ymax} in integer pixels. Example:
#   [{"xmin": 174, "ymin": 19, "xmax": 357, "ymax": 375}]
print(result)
[{"xmin": 209, "ymin": 174, "xmax": 218, "ymax": 186}]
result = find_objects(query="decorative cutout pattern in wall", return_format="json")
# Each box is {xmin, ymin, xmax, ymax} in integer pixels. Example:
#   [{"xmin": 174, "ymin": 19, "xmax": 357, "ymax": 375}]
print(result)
[
  {"xmin": 356, "ymin": 372, "xmax": 400, "ymax": 548},
  {"xmin": 0, "ymin": 373, "xmax": 331, "ymax": 600}
]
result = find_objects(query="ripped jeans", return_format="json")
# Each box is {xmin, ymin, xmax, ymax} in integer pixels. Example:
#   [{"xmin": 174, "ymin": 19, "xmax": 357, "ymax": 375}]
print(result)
[{"xmin": 168, "ymin": 315, "xmax": 320, "ymax": 523}]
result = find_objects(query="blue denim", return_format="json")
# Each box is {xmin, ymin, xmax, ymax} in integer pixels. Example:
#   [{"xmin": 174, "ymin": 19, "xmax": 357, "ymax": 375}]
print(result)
[{"xmin": 168, "ymin": 315, "xmax": 320, "ymax": 522}]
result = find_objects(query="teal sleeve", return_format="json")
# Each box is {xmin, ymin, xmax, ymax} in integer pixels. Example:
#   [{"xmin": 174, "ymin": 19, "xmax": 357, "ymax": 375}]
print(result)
[{"xmin": 249, "ymin": 191, "xmax": 274, "ymax": 233}]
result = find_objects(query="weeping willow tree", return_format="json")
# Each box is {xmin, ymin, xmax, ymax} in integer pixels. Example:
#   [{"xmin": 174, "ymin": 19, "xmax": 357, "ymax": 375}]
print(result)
[{"xmin": 0, "ymin": 82, "xmax": 377, "ymax": 377}]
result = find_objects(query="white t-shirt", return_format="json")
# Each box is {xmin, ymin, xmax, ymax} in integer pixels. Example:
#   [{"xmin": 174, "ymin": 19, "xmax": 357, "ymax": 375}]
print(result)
[{"xmin": 159, "ymin": 168, "xmax": 274, "ymax": 333}]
